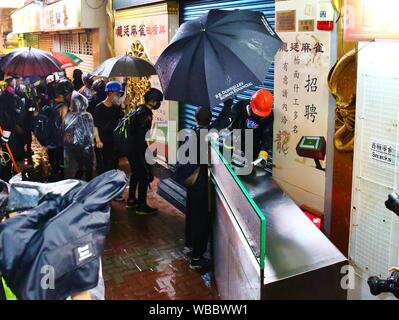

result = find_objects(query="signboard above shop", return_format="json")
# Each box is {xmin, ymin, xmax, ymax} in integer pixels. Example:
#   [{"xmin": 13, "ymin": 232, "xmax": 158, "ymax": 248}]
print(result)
[
  {"xmin": 43, "ymin": 0, "xmax": 81, "ymax": 32},
  {"xmin": 11, "ymin": 2, "xmax": 43, "ymax": 33},
  {"xmin": 344, "ymin": 0, "xmax": 399, "ymax": 40}
]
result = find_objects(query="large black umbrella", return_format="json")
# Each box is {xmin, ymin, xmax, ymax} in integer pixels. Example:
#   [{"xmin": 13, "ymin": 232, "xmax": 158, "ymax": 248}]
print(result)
[
  {"xmin": 0, "ymin": 47, "xmax": 62, "ymax": 77},
  {"xmin": 155, "ymin": 9, "xmax": 282, "ymax": 107},
  {"xmin": 92, "ymin": 54, "xmax": 157, "ymax": 78}
]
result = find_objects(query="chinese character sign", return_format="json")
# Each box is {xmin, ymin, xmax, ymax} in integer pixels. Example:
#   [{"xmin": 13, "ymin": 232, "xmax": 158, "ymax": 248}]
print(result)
[
  {"xmin": 273, "ymin": 32, "xmax": 332, "ymax": 212},
  {"xmin": 115, "ymin": 7, "xmax": 177, "ymax": 130},
  {"xmin": 114, "ymin": 4, "xmax": 179, "ymax": 161}
]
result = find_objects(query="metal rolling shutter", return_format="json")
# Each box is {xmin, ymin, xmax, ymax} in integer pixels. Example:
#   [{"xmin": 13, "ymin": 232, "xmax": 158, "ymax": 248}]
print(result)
[
  {"xmin": 59, "ymin": 33, "xmax": 95, "ymax": 79},
  {"xmin": 179, "ymin": 0, "xmax": 276, "ymax": 130},
  {"xmin": 38, "ymin": 33, "xmax": 53, "ymax": 52}
]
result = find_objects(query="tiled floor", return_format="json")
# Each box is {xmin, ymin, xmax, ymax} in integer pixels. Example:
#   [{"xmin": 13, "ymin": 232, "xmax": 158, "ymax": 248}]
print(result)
[{"xmin": 103, "ymin": 176, "xmax": 220, "ymax": 300}]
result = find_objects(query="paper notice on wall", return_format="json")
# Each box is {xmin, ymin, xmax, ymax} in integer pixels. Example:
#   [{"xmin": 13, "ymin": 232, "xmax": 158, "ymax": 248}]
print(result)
[
  {"xmin": 273, "ymin": 32, "xmax": 332, "ymax": 212},
  {"xmin": 370, "ymin": 140, "xmax": 397, "ymax": 167}
]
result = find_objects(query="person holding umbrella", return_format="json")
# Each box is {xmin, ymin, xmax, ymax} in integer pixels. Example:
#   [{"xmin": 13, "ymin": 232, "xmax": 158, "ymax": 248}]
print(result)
[
  {"xmin": 93, "ymin": 81, "xmax": 125, "ymax": 181},
  {"xmin": 0, "ymin": 78, "xmax": 18, "ymax": 181}
]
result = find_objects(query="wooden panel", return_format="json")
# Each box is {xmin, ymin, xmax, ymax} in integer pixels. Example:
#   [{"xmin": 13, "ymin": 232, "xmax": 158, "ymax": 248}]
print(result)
[{"xmin": 38, "ymin": 33, "xmax": 54, "ymax": 52}]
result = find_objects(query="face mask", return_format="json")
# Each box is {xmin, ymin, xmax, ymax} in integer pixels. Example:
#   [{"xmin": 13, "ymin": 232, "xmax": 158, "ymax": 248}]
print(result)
[
  {"xmin": 152, "ymin": 101, "xmax": 161, "ymax": 110},
  {"xmin": 113, "ymin": 95, "xmax": 121, "ymax": 105}
]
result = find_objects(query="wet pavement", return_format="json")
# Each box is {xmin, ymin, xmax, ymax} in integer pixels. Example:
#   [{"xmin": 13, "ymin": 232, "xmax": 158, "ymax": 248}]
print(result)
[
  {"xmin": 29, "ymin": 138, "xmax": 218, "ymax": 300},
  {"xmin": 103, "ymin": 171, "xmax": 220, "ymax": 300}
]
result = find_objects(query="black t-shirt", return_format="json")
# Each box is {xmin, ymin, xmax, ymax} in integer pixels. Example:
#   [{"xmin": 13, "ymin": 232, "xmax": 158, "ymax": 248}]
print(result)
[
  {"xmin": 94, "ymin": 102, "xmax": 124, "ymax": 144},
  {"xmin": 229, "ymin": 99, "xmax": 274, "ymax": 158}
]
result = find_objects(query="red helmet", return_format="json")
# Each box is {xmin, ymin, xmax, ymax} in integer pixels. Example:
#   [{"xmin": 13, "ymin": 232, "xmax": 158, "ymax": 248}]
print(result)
[{"xmin": 250, "ymin": 89, "xmax": 273, "ymax": 118}]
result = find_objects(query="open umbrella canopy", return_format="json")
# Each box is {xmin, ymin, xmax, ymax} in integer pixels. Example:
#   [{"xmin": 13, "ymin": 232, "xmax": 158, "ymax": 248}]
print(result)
[
  {"xmin": 92, "ymin": 54, "xmax": 157, "ymax": 78},
  {"xmin": 51, "ymin": 52, "xmax": 83, "ymax": 69},
  {"xmin": 0, "ymin": 47, "xmax": 62, "ymax": 77},
  {"xmin": 155, "ymin": 9, "xmax": 283, "ymax": 107}
]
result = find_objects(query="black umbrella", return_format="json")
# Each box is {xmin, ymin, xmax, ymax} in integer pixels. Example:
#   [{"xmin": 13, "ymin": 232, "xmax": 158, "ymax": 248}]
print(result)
[
  {"xmin": 155, "ymin": 9, "xmax": 282, "ymax": 107},
  {"xmin": 92, "ymin": 54, "xmax": 157, "ymax": 78},
  {"xmin": 0, "ymin": 47, "xmax": 62, "ymax": 77}
]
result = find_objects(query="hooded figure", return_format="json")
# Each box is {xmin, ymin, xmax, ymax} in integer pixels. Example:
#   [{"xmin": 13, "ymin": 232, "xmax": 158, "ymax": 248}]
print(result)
[{"xmin": 62, "ymin": 91, "xmax": 96, "ymax": 181}]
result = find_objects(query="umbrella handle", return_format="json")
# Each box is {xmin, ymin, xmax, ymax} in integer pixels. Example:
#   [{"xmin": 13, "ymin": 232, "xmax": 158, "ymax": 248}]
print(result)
[{"xmin": 0, "ymin": 126, "xmax": 20, "ymax": 174}]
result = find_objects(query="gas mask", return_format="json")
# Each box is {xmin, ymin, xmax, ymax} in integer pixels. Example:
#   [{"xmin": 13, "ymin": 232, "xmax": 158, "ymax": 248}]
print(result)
[{"xmin": 152, "ymin": 101, "xmax": 161, "ymax": 110}]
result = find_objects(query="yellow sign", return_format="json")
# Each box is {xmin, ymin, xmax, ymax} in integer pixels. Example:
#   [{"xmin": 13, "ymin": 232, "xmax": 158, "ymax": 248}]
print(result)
[{"xmin": 298, "ymin": 19, "xmax": 315, "ymax": 32}]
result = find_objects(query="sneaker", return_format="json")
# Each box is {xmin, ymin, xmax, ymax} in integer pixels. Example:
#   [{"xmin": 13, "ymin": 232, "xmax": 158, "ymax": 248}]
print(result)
[
  {"xmin": 114, "ymin": 195, "xmax": 125, "ymax": 202},
  {"xmin": 189, "ymin": 257, "xmax": 212, "ymax": 270},
  {"xmin": 135, "ymin": 204, "xmax": 157, "ymax": 215},
  {"xmin": 126, "ymin": 199, "xmax": 140, "ymax": 209}
]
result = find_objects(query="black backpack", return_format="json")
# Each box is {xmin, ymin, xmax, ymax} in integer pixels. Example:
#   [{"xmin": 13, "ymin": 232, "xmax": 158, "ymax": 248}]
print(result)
[
  {"xmin": 13, "ymin": 95, "xmax": 28, "ymax": 126},
  {"xmin": 113, "ymin": 107, "xmax": 143, "ymax": 157},
  {"xmin": 33, "ymin": 105, "xmax": 60, "ymax": 147}
]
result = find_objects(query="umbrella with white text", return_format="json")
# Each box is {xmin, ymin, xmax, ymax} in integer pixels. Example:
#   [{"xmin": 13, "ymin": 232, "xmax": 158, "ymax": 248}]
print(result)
[{"xmin": 155, "ymin": 9, "xmax": 282, "ymax": 107}]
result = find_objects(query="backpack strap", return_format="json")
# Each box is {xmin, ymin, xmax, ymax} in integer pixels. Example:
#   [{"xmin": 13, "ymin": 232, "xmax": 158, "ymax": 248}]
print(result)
[{"xmin": 0, "ymin": 276, "xmax": 6, "ymax": 300}]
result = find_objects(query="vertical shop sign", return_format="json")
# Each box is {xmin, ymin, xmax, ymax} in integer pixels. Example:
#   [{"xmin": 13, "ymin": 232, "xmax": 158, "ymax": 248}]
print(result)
[
  {"xmin": 273, "ymin": 31, "xmax": 332, "ymax": 212},
  {"xmin": 115, "ymin": 7, "xmax": 172, "ymax": 126},
  {"xmin": 114, "ymin": 3, "xmax": 179, "ymax": 160}
]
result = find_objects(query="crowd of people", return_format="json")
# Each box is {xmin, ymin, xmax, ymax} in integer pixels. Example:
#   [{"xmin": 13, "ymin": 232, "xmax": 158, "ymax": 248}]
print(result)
[
  {"xmin": 0, "ymin": 65, "xmax": 275, "ymax": 273},
  {"xmin": 0, "ymin": 69, "xmax": 164, "ymax": 216}
]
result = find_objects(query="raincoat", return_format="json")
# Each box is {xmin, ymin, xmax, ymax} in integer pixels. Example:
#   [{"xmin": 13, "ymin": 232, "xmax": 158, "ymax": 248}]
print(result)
[{"xmin": 63, "ymin": 91, "xmax": 95, "ymax": 180}]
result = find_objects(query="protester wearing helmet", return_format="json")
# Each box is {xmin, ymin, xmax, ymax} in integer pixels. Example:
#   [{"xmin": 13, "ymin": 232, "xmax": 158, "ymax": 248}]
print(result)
[
  {"xmin": 79, "ymin": 74, "xmax": 95, "ymax": 100},
  {"xmin": 224, "ymin": 89, "xmax": 274, "ymax": 165},
  {"xmin": 93, "ymin": 81, "xmax": 125, "ymax": 183}
]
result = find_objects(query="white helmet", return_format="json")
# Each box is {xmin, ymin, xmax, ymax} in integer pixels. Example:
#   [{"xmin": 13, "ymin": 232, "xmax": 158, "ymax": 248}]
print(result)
[{"xmin": 46, "ymin": 75, "xmax": 55, "ymax": 84}]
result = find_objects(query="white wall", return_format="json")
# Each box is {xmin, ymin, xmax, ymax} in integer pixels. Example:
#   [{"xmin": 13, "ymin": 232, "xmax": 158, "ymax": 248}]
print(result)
[
  {"xmin": 349, "ymin": 41, "xmax": 399, "ymax": 300},
  {"xmin": 81, "ymin": 0, "xmax": 109, "ymax": 64}
]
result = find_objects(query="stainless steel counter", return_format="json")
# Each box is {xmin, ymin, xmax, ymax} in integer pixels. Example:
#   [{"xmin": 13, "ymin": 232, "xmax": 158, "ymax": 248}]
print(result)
[{"xmin": 210, "ymin": 145, "xmax": 347, "ymax": 299}]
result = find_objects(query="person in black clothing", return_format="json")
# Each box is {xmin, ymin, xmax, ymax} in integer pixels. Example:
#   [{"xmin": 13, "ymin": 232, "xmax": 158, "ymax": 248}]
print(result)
[
  {"xmin": 224, "ymin": 89, "xmax": 274, "ymax": 165},
  {"xmin": 72, "ymin": 69, "xmax": 84, "ymax": 91},
  {"xmin": 93, "ymin": 81, "xmax": 124, "ymax": 177},
  {"xmin": 184, "ymin": 107, "xmax": 213, "ymax": 270},
  {"xmin": 0, "ymin": 80, "xmax": 18, "ymax": 182},
  {"xmin": 14, "ymin": 83, "xmax": 34, "ymax": 163},
  {"xmin": 126, "ymin": 88, "xmax": 163, "ymax": 215},
  {"xmin": 89, "ymin": 78, "xmax": 106, "ymax": 116},
  {"xmin": 46, "ymin": 79, "xmax": 73, "ymax": 182}
]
